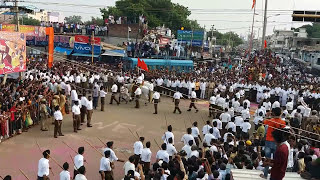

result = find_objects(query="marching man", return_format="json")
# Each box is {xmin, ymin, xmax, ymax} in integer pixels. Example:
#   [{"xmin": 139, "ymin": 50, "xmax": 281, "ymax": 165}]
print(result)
[{"xmin": 152, "ymin": 90, "xmax": 160, "ymax": 114}]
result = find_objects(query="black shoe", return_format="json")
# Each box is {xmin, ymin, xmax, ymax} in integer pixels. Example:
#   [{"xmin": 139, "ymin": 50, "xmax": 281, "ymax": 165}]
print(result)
[
  {"xmin": 195, "ymin": 110, "xmax": 199, "ymax": 113},
  {"xmin": 87, "ymin": 125, "xmax": 92, "ymax": 127},
  {"xmin": 187, "ymin": 109, "xmax": 191, "ymax": 112},
  {"xmin": 153, "ymin": 112, "xmax": 157, "ymax": 114},
  {"xmin": 179, "ymin": 112, "xmax": 182, "ymax": 114},
  {"xmin": 77, "ymin": 128, "xmax": 82, "ymax": 130},
  {"xmin": 59, "ymin": 134, "xmax": 64, "ymax": 136},
  {"xmin": 54, "ymin": 136, "xmax": 58, "ymax": 138}
]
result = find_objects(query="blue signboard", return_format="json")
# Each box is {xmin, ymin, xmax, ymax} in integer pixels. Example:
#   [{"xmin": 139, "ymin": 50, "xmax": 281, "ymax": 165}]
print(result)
[
  {"xmin": 26, "ymin": 35, "xmax": 72, "ymax": 48},
  {"xmin": 74, "ymin": 43, "xmax": 101, "ymax": 55}
]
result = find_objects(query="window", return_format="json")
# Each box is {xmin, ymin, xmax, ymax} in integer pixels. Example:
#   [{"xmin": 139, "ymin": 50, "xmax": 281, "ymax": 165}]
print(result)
[{"xmin": 317, "ymin": 58, "xmax": 320, "ymax": 65}]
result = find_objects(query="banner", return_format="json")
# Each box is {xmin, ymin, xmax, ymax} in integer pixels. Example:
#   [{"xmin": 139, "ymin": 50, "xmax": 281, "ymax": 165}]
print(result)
[
  {"xmin": 92, "ymin": 37, "xmax": 101, "ymax": 45},
  {"xmin": 74, "ymin": 43, "xmax": 101, "ymax": 55},
  {"xmin": 27, "ymin": 35, "xmax": 73, "ymax": 48},
  {"xmin": 0, "ymin": 24, "xmax": 46, "ymax": 37},
  {"xmin": 75, "ymin": 35, "xmax": 89, "ymax": 44},
  {"xmin": 0, "ymin": 32, "xmax": 27, "ymax": 74},
  {"xmin": 159, "ymin": 37, "xmax": 170, "ymax": 47}
]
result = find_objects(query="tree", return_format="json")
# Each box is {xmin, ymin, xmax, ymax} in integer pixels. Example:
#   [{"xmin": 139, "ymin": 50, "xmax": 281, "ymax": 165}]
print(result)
[
  {"xmin": 11, "ymin": 17, "xmax": 40, "ymax": 26},
  {"xmin": 100, "ymin": 0, "xmax": 201, "ymax": 33},
  {"xmin": 207, "ymin": 29, "xmax": 243, "ymax": 47},
  {"xmin": 64, "ymin": 15, "xmax": 82, "ymax": 24},
  {"xmin": 84, "ymin": 17, "xmax": 105, "ymax": 26},
  {"xmin": 298, "ymin": 23, "xmax": 320, "ymax": 38}
]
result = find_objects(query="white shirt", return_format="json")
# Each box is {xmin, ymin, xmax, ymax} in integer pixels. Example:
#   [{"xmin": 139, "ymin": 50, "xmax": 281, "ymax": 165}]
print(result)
[
  {"xmin": 182, "ymin": 145, "xmax": 192, "ymax": 158},
  {"xmin": 75, "ymin": 76, "xmax": 81, "ymax": 83},
  {"xmin": 123, "ymin": 161, "xmax": 135, "ymax": 175},
  {"xmin": 156, "ymin": 150, "xmax": 170, "ymax": 163},
  {"xmin": 74, "ymin": 174, "xmax": 87, "ymax": 180},
  {"xmin": 191, "ymin": 127, "xmax": 200, "ymax": 138},
  {"xmin": 162, "ymin": 131, "xmax": 174, "ymax": 144},
  {"xmin": 80, "ymin": 97, "xmax": 88, "ymax": 108},
  {"xmin": 241, "ymin": 108, "xmax": 250, "ymax": 120},
  {"xmin": 166, "ymin": 143, "xmax": 177, "ymax": 156},
  {"xmin": 181, "ymin": 134, "xmax": 195, "ymax": 145},
  {"xmin": 133, "ymin": 141, "xmax": 143, "ymax": 155},
  {"xmin": 74, "ymin": 154, "xmax": 84, "ymax": 170},
  {"xmin": 135, "ymin": 88, "xmax": 142, "ymax": 96},
  {"xmin": 234, "ymin": 116, "xmax": 243, "ymax": 126},
  {"xmin": 212, "ymin": 119, "xmax": 222, "ymax": 129},
  {"xmin": 103, "ymin": 148, "xmax": 118, "ymax": 162},
  {"xmin": 86, "ymin": 100, "xmax": 93, "ymax": 110},
  {"xmin": 71, "ymin": 90, "xmax": 78, "ymax": 101},
  {"xmin": 99, "ymin": 157, "xmax": 112, "ymax": 171},
  {"xmin": 272, "ymin": 101, "xmax": 281, "ymax": 109},
  {"xmin": 54, "ymin": 111, "xmax": 63, "ymax": 121},
  {"xmin": 209, "ymin": 96, "xmax": 216, "ymax": 104},
  {"xmin": 38, "ymin": 158, "xmax": 50, "ymax": 177},
  {"xmin": 226, "ymin": 122, "xmax": 236, "ymax": 132},
  {"xmin": 153, "ymin": 92, "xmax": 160, "ymax": 99},
  {"xmin": 212, "ymin": 127, "xmax": 221, "ymax": 139},
  {"xmin": 72, "ymin": 105, "xmax": 81, "ymax": 115},
  {"xmin": 60, "ymin": 170, "xmax": 71, "ymax": 180},
  {"xmin": 191, "ymin": 91, "xmax": 197, "ymax": 98},
  {"xmin": 173, "ymin": 92, "xmax": 183, "ymax": 99},
  {"xmin": 202, "ymin": 125, "xmax": 212, "ymax": 135},
  {"xmin": 111, "ymin": 84, "xmax": 118, "ymax": 93},
  {"xmin": 100, "ymin": 90, "xmax": 107, "ymax": 98},
  {"xmin": 220, "ymin": 113, "xmax": 231, "ymax": 123},
  {"xmin": 141, "ymin": 148, "xmax": 152, "ymax": 162},
  {"xmin": 240, "ymin": 122, "xmax": 251, "ymax": 133},
  {"xmin": 204, "ymin": 133, "xmax": 215, "ymax": 145}
]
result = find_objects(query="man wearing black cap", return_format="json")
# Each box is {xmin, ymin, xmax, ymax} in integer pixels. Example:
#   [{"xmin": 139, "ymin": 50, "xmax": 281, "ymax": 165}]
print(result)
[{"xmin": 99, "ymin": 150, "xmax": 113, "ymax": 180}]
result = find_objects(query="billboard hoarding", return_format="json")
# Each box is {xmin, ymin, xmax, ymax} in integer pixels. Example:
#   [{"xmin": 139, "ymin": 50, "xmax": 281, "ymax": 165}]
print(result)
[
  {"xmin": 0, "ymin": 32, "xmax": 27, "ymax": 75},
  {"xmin": 74, "ymin": 43, "xmax": 101, "ymax": 55}
]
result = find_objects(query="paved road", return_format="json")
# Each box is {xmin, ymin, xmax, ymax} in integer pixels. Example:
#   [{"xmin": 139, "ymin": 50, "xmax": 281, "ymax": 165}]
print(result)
[{"xmin": 0, "ymin": 95, "xmax": 257, "ymax": 179}]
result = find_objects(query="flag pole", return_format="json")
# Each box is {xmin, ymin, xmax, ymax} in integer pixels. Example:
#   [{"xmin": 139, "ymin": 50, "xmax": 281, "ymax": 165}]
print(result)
[{"xmin": 249, "ymin": 1, "xmax": 256, "ymax": 56}]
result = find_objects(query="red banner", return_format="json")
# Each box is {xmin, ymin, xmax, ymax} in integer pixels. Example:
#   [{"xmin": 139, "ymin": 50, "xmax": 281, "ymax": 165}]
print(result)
[
  {"xmin": 75, "ymin": 35, "xmax": 89, "ymax": 44},
  {"xmin": 92, "ymin": 37, "xmax": 101, "ymax": 45},
  {"xmin": 0, "ymin": 32, "xmax": 27, "ymax": 74}
]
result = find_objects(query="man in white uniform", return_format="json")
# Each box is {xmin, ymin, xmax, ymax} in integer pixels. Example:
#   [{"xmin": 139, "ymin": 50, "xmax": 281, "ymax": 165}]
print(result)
[{"xmin": 38, "ymin": 150, "xmax": 51, "ymax": 180}]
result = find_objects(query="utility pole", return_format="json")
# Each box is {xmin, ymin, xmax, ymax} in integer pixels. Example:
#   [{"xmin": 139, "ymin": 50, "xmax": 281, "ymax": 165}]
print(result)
[
  {"xmin": 261, "ymin": 0, "xmax": 268, "ymax": 49},
  {"xmin": 91, "ymin": 31, "xmax": 94, "ymax": 64}
]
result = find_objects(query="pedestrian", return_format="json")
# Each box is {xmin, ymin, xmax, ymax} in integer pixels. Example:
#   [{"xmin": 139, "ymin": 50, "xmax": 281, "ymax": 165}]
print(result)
[
  {"xmin": 60, "ymin": 162, "xmax": 71, "ymax": 180},
  {"xmin": 141, "ymin": 141, "xmax": 152, "ymax": 174},
  {"xmin": 134, "ymin": 85, "xmax": 142, "ymax": 108},
  {"xmin": 110, "ymin": 83, "xmax": 120, "ymax": 105},
  {"xmin": 80, "ymin": 94, "xmax": 88, "ymax": 125},
  {"xmin": 93, "ymin": 84, "xmax": 100, "ymax": 109},
  {"xmin": 173, "ymin": 91, "xmax": 183, "ymax": 114},
  {"xmin": 133, "ymin": 137, "xmax": 144, "ymax": 166},
  {"xmin": 99, "ymin": 150, "xmax": 113, "ymax": 180},
  {"xmin": 187, "ymin": 88, "xmax": 198, "ymax": 113},
  {"xmin": 53, "ymin": 106, "xmax": 64, "ymax": 138},
  {"xmin": 37, "ymin": 150, "xmax": 51, "ymax": 180},
  {"xmin": 72, "ymin": 100, "xmax": 81, "ymax": 132},
  {"xmin": 74, "ymin": 166, "xmax": 87, "ymax": 180},
  {"xmin": 86, "ymin": 96, "xmax": 93, "ymax": 127},
  {"xmin": 74, "ymin": 147, "xmax": 86, "ymax": 179},
  {"xmin": 100, "ymin": 87, "xmax": 107, "ymax": 111},
  {"xmin": 39, "ymin": 99, "xmax": 49, "ymax": 131},
  {"xmin": 152, "ymin": 90, "xmax": 160, "ymax": 114}
]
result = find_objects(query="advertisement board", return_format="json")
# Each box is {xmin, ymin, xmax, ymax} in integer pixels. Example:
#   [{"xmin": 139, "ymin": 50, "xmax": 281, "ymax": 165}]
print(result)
[
  {"xmin": 74, "ymin": 43, "xmax": 101, "ymax": 55},
  {"xmin": 0, "ymin": 24, "xmax": 46, "ymax": 37},
  {"xmin": 177, "ymin": 30, "xmax": 204, "ymax": 46},
  {"xmin": 75, "ymin": 35, "xmax": 89, "ymax": 44},
  {"xmin": 0, "ymin": 32, "xmax": 26, "ymax": 74},
  {"xmin": 27, "ymin": 35, "xmax": 74, "ymax": 48}
]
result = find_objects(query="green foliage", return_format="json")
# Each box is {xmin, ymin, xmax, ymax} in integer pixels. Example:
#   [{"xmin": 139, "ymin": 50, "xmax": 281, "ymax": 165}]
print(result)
[
  {"xmin": 299, "ymin": 23, "xmax": 320, "ymax": 38},
  {"xmin": 207, "ymin": 30, "xmax": 243, "ymax": 47},
  {"xmin": 100, "ymin": 0, "xmax": 201, "ymax": 33},
  {"xmin": 11, "ymin": 17, "xmax": 41, "ymax": 26},
  {"xmin": 84, "ymin": 17, "xmax": 105, "ymax": 26},
  {"xmin": 64, "ymin": 15, "xmax": 82, "ymax": 24}
]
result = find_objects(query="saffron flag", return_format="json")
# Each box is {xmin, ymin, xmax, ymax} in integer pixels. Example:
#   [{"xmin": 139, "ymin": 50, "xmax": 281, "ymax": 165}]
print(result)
[
  {"xmin": 137, "ymin": 58, "xmax": 143, "ymax": 68},
  {"xmin": 264, "ymin": 40, "xmax": 267, "ymax": 49},
  {"xmin": 141, "ymin": 60, "xmax": 149, "ymax": 72},
  {"xmin": 252, "ymin": 0, "xmax": 256, "ymax": 9}
]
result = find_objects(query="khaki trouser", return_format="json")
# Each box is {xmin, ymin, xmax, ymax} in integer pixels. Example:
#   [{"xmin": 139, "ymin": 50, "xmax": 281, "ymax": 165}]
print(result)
[
  {"xmin": 40, "ymin": 115, "xmax": 49, "ymax": 130},
  {"xmin": 80, "ymin": 106, "xmax": 87, "ymax": 123},
  {"xmin": 74, "ymin": 115, "xmax": 80, "ymax": 132},
  {"xmin": 101, "ymin": 97, "xmax": 105, "ymax": 111},
  {"xmin": 54, "ymin": 120, "xmax": 62, "ymax": 137},
  {"xmin": 87, "ymin": 110, "xmax": 93, "ymax": 126}
]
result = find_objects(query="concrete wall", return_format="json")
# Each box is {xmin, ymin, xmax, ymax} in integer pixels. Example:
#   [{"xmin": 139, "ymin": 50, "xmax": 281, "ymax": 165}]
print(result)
[{"xmin": 108, "ymin": 24, "xmax": 142, "ymax": 39}]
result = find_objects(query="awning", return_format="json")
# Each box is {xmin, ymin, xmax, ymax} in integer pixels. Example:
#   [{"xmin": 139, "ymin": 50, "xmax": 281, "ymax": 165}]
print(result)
[
  {"xmin": 54, "ymin": 47, "xmax": 73, "ymax": 55},
  {"xmin": 72, "ymin": 53, "xmax": 100, "ymax": 58},
  {"xmin": 101, "ymin": 50, "xmax": 125, "ymax": 57}
]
